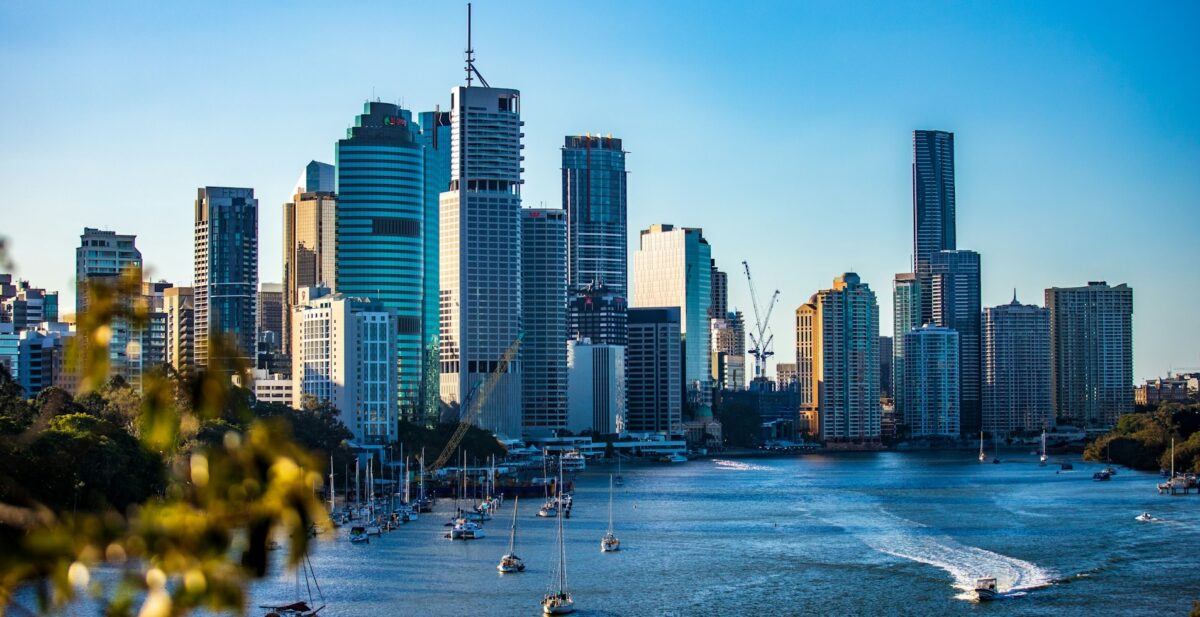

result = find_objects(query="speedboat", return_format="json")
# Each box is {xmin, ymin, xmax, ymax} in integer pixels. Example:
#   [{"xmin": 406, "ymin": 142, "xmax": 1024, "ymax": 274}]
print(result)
[
  {"xmin": 601, "ymin": 531, "xmax": 620, "ymax": 552},
  {"xmin": 348, "ymin": 526, "xmax": 369, "ymax": 544},
  {"xmin": 449, "ymin": 518, "xmax": 486, "ymax": 540},
  {"xmin": 1135, "ymin": 512, "xmax": 1157, "ymax": 522},
  {"xmin": 974, "ymin": 577, "xmax": 998, "ymax": 602},
  {"xmin": 542, "ymin": 592, "xmax": 575, "ymax": 615}
]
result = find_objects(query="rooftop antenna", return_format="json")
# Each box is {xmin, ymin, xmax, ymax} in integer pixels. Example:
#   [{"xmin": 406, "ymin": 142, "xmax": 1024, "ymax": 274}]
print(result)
[{"xmin": 464, "ymin": 3, "xmax": 490, "ymax": 88}]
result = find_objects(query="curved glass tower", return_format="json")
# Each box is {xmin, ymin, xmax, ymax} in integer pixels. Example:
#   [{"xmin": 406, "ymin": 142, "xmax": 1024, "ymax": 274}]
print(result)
[{"xmin": 336, "ymin": 102, "xmax": 425, "ymax": 422}]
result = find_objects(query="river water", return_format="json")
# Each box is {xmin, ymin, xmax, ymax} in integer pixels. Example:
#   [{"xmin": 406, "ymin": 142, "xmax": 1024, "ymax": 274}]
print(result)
[{"xmin": 242, "ymin": 451, "xmax": 1198, "ymax": 616}]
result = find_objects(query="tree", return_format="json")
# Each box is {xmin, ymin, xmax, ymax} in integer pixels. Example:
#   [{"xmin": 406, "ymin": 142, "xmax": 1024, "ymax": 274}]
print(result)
[{"xmin": 0, "ymin": 269, "xmax": 328, "ymax": 615}]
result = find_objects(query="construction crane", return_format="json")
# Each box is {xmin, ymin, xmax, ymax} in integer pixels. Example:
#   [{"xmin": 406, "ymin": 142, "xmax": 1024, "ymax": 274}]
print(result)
[
  {"xmin": 742, "ymin": 261, "xmax": 780, "ymax": 382},
  {"xmin": 428, "ymin": 334, "xmax": 523, "ymax": 472}
]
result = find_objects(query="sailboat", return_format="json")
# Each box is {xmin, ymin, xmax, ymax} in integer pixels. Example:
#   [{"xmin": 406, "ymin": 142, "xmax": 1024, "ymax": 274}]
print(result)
[
  {"xmin": 542, "ymin": 459, "xmax": 575, "ymax": 615},
  {"xmin": 601, "ymin": 474, "xmax": 620, "ymax": 552},
  {"xmin": 260, "ymin": 553, "xmax": 326, "ymax": 616},
  {"xmin": 614, "ymin": 454, "xmax": 624, "ymax": 487},
  {"xmin": 498, "ymin": 496, "xmax": 526, "ymax": 573},
  {"xmin": 1039, "ymin": 430, "xmax": 1048, "ymax": 466},
  {"xmin": 978, "ymin": 431, "xmax": 986, "ymax": 463}
]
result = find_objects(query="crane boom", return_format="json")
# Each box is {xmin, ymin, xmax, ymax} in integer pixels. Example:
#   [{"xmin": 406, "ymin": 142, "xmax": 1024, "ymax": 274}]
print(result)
[
  {"xmin": 742, "ymin": 261, "xmax": 780, "ymax": 381},
  {"xmin": 429, "ymin": 334, "xmax": 523, "ymax": 472}
]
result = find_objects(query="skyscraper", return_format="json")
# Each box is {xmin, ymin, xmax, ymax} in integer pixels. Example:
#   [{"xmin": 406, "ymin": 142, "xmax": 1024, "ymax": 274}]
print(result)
[
  {"xmin": 711, "ymin": 310, "xmax": 745, "ymax": 391},
  {"xmin": 892, "ymin": 273, "xmax": 922, "ymax": 423},
  {"xmin": 567, "ymin": 339, "xmax": 625, "ymax": 435},
  {"xmin": 912, "ymin": 130, "xmax": 956, "ymax": 325},
  {"xmin": 194, "ymin": 188, "xmax": 258, "ymax": 371},
  {"xmin": 902, "ymin": 325, "xmax": 960, "ymax": 437},
  {"xmin": 336, "ymin": 102, "xmax": 427, "ymax": 423},
  {"xmin": 257, "ymin": 282, "xmax": 284, "ymax": 351},
  {"xmin": 282, "ymin": 188, "xmax": 336, "ymax": 356},
  {"xmin": 795, "ymin": 273, "xmax": 881, "ymax": 444},
  {"xmin": 631, "ymin": 224, "xmax": 712, "ymax": 415},
  {"xmin": 521, "ymin": 208, "xmax": 567, "ymax": 433},
  {"xmin": 293, "ymin": 160, "xmax": 334, "ymax": 195},
  {"xmin": 417, "ymin": 110, "xmax": 452, "ymax": 424},
  {"xmin": 982, "ymin": 295, "xmax": 1052, "ymax": 435},
  {"xmin": 1046, "ymin": 282, "xmax": 1133, "ymax": 429},
  {"xmin": 929, "ymin": 250, "xmax": 981, "ymax": 435},
  {"xmin": 439, "ymin": 85, "xmax": 524, "ymax": 437},
  {"xmin": 563, "ymin": 135, "xmax": 627, "ymax": 294},
  {"xmin": 626, "ymin": 307, "xmax": 682, "ymax": 434}
]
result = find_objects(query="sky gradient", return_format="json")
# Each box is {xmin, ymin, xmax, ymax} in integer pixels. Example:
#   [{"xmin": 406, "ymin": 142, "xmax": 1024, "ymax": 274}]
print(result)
[{"xmin": 1, "ymin": 1, "xmax": 1197, "ymax": 380}]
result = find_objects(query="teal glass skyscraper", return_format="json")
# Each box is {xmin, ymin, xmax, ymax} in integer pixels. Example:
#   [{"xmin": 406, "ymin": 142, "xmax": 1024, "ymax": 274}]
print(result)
[
  {"xmin": 336, "ymin": 102, "xmax": 426, "ymax": 422},
  {"xmin": 563, "ymin": 135, "xmax": 627, "ymax": 294},
  {"xmin": 417, "ymin": 110, "xmax": 452, "ymax": 425}
]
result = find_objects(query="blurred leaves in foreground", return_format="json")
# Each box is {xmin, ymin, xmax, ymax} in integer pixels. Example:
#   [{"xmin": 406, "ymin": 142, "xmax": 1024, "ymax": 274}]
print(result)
[{"xmin": 0, "ymin": 272, "xmax": 336, "ymax": 615}]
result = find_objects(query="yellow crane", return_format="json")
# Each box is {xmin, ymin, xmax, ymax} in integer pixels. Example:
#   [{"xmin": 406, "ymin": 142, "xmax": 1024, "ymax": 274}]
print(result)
[{"xmin": 428, "ymin": 334, "xmax": 522, "ymax": 472}]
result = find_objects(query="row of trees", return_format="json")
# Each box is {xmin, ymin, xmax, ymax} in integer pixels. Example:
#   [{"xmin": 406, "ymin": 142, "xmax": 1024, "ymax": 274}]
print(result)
[{"xmin": 1083, "ymin": 403, "xmax": 1200, "ymax": 472}]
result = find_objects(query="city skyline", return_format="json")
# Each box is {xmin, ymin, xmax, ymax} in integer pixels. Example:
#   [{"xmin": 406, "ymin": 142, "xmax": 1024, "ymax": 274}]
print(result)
[{"xmin": 1, "ymin": 2, "xmax": 1198, "ymax": 381}]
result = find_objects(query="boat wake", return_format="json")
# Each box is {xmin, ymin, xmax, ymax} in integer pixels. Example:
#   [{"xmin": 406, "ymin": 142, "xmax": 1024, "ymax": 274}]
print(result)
[
  {"xmin": 712, "ymin": 459, "xmax": 773, "ymax": 472},
  {"xmin": 842, "ymin": 508, "xmax": 1055, "ymax": 600}
]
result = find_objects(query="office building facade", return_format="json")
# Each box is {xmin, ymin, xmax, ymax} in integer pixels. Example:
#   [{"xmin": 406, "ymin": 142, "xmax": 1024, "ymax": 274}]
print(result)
[
  {"xmin": 626, "ymin": 307, "xmax": 682, "ymax": 434},
  {"xmin": 569, "ymin": 282, "xmax": 627, "ymax": 346},
  {"xmin": 566, "ymin": 339, "xmax": 625, "ymax": 435},
  {"xmin": 439, "ymin": 85, "xmax": 524, "ymax": 437},
  {"xmin": 563, "ymin": 135, "xmax": 627, "ymax": 294},
  {"xmin": 929, "ymin": 250, "xmax": 981, "ymax": 436},
  {"xmin": 902, "ymin": 325, "xmax": 960, "ymax": 437},
  {"xmin": 1046, "ymin": 282, "xmax": 1134, "ymax": 428},
  {"xmin": 283, "ymin": 188, "xmax": 337, "ymax": 357},
  {"xmin": 194, "ymin": 188, "xmax": 258, "ymax": 370},
  {"xmin": 982, "ymin": 295, "xmax": 1052, "ymax": 435},
  {"xmin": 631, "ymin": 224, "xmax": 712, "ymax": 415},
  {"xmin": 521, "ymin": 208, "xmax": 568, "ymax": 433}
]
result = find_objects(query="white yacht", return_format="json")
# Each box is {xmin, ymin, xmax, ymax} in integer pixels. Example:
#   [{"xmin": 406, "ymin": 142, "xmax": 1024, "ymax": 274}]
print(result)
[
  {"xmin": 974, "ymin": 577, "xmax": 998, "ymax": 601},
  {"xmin": 498, "ymin": 496, "xmax": 526, "ymax": 573},
  {"xmin": 1135, "ymin": 512, "xmax": 1157, "ymax": 522},
  {"xmin": 601, "ymin": 475, "xmax": 620, "ymax": 552}
]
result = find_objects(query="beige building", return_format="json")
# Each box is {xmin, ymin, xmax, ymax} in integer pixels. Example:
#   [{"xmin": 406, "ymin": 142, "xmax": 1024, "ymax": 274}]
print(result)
[
  {"xmin": 283, "ymin": 191, "xmax": 337, "ymax": 356},
  {"xmin": 164, "ymin": 287, "xmax": 194, "ymax": 374}
]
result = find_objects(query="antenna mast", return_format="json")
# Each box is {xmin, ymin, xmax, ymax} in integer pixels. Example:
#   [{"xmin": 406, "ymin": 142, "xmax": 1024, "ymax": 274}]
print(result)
[{"xmin": 465, "ymin": 3, "xmax": 490, "ymax": 88}]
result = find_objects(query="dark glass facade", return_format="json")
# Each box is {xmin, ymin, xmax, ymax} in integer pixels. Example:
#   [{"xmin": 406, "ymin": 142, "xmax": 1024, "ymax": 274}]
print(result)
[
  {"xmin": 912, "ymin": 130, "xmax": 956, "ymax": 325},
  {"xmin": 563, "ymin": 135, "xmax": 627, "ymax": 294}
]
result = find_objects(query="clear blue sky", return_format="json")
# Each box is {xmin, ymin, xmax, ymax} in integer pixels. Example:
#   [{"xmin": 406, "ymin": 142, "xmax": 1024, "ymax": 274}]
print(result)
[{"xmin": 1, "ymin": 1, "xmax": 1197, "ymax": 380}]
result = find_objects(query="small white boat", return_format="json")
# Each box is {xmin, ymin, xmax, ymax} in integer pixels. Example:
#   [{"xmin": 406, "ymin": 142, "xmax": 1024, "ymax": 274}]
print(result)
[
  {"xmin": 537, "ymin": 500, "xmax": 558, "ymax": 518},
  {"xmin": 974, "ymin": 577, "xmax": 998, "ymax": 602},
  {"xmin": 1134, "ymin": 512, "xmax": 1157, "ymax": 522},
  {"xmin": 449, "ymin": 518, "xmax": 486, "ymax": 540}
]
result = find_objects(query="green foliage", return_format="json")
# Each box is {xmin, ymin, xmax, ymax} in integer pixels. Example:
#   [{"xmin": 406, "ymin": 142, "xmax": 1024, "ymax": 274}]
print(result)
[
  {"xmin": 1085, "ymin": 403, "xmax": 1200, "ymax": 472},
  {"xmin": 394, "ymin": 420, "xmax": 507, "ymax": 464},
  {"xmin": 717, "ymin": 401, "xmax": 762, "ymax": 448},
  {"xmin": 0, "ymin": 270, "xmax": 330, "ymax": 616}
]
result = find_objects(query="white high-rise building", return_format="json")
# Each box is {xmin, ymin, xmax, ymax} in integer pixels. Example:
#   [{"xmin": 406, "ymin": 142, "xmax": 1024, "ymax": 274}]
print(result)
[
  {"xmin": 567, "ymin": 339, "xmax": 625, "ymax": 435},
  {"xmin": 631, "ymin": 224, "xmax": 712, "ymax": 415},
  {"xmin": 982, "ymin": 295, "xmax": 1052, "ymax": 435},
  {"xmin": 902, "ymin": 325, "xmax": 960, "ymax": 437},
  {"xmin": 439, "ymin": 85, "xmax": 524, "ymax": 438},
  {"xmin": 292, "ymin": 287, "xmax": 398, "ymax": 444}
]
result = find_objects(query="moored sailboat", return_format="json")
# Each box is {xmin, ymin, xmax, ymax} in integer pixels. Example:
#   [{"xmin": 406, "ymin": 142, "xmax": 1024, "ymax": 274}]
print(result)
[
  {"xmin": 498, "ymin": 496, "xmax": 525, "ymax": 573},
  {"xmin": 601, "ymin": 474, "xmax": 620, "ymax": 552},
  {"xmin": 542, "ymin": 459, "xmax": 575, "ymax": 615}
]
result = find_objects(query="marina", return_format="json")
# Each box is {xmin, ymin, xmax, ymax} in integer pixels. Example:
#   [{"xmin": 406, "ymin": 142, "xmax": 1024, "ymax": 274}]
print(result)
[{"xmin": 236, "ymin": 450, "xmax": 1199, "ymax": 616}]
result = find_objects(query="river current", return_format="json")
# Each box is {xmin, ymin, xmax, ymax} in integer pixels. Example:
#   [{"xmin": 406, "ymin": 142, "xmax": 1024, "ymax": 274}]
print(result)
[{"xmin": 244, "ymin": 451, "xmax": 1198, "ymax": 616}]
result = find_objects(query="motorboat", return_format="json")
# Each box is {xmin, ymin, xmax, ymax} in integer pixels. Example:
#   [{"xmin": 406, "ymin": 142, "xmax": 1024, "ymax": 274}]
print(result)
[
  {"xmin": 974, "ymin": 577, "xmax": 998, "ymax": 602},
  {"xmin": 1103, "ymin": 466, "xmax": 1117, "ymax": 476},
  {"xmin": 498, "ymin": 496, "xmax": 526, "ymax": 573},
  {"xmin": 661, "ymin": 453, "xmax": 687, "ymax": 463},
  {"xmin": 1134, "ymin": 512, "xmax": 1157, "ymax": 522},
  {"xmin": 1093, "ymin": 470, "xmax": 1112, "ymax": 481},
  {"xmin": 348, "ymin": 526, "xmax": 369, "ymax": 544},
  {"xmin": 449, "ymin": 518, "xmax": 486, "ymax": 540}
]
